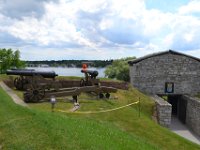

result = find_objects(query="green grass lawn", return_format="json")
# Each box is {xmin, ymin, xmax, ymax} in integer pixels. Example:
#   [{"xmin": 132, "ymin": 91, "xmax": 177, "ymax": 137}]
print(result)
[
  {"xmin": 28, "ymin": 89, "xmax": 200, "ymax": 150},
  {"xmin": 0, "ymin": 75, "xmax": 200, "ymax": 149},
  {"xmin": 0, "ymin": 87, "xmax": 156, "ymax": 150}
]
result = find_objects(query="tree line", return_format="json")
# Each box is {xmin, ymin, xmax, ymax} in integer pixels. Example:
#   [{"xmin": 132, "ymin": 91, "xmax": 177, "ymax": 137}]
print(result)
[
  {"xmin": 0, "ymin": 48, "xmax": 25, "ymax": 74},
  {"xmin": 26, "ymin": 60, "xmax": 113, "ymax": 68}
]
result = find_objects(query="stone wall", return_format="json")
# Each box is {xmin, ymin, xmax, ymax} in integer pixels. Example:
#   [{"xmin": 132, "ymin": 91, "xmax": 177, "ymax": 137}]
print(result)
[
  {"xmin": 4, "ymin": 79, "xmax": 129, "ymax": 90},
  {"xmin": 184, "ymin": 95, "xmax": 200, "ymax": 136},
  {"xmin": 129, "ymin": 53, "xmax": 200, "ymax": 95},
  {"xmin": 60, "ymin": 80, "xmax": 129, "ymax": 89},
  {"xmin": 151, "ymin": 95, "xmax": 172, "ymax": 128}
]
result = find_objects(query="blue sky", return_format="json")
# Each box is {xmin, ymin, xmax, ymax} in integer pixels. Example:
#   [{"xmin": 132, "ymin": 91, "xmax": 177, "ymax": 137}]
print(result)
[
  {"xmin": 0, "ymin": 0, "xmax": 200, "ymax": 60},
  {"xmin": 146, "ymin": 0, "xmax": 189, "ymax": 12}
]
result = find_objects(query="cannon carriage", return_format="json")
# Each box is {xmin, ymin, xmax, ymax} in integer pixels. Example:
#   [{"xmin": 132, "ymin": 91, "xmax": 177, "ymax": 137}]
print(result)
[
  {"xmin": 80, "ymin": 69, "xmax": 113, "ymax": 98},
  {"xmin": 80, "ymin": 69, "xmax": 99, "ymax": 86},
  {"xmin": 6, "ymin": 69, "xmax": 117, "ymax": 103}
]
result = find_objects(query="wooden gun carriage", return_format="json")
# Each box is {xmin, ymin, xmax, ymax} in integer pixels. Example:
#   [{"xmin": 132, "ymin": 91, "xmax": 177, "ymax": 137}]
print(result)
[{"xmin": 6, "ymin": 69, "xmax": 117, "ymax": 103}]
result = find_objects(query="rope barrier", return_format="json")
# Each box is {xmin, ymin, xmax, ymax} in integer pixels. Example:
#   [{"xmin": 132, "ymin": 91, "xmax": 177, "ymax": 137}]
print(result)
[{"xmin": 56, "ymin": 101, "xmax": 139, "ymax": 114}]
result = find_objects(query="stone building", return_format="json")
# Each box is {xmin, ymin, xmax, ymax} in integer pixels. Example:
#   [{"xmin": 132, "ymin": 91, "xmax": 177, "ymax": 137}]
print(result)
[
  {"xmin": 128, "ymin": 50, "xmax": 200, "ymax": 95},
  {"xmin": 128, "ymin": 50, "xmax": 200, "ymax": 133}
]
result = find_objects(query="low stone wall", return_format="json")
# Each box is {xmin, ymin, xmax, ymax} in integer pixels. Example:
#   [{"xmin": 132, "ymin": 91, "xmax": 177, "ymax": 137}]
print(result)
[
  {"xmin": 152, "ymin": 95, "xmax": 172, "ymax": 128},
  {"xmin": 101, "ymin": 81, "xmax": 129, "ymax": 90},
  {"xmin": 4, "ymin": 79, "xmax": 129, "ymax": 90},
  {"xmin": 60, "ymin": 80, "xmax": 129, "ymax": 90},
  {"xmin": 184, "ymin": 95, "xmax": 200, "ymax": 136}
]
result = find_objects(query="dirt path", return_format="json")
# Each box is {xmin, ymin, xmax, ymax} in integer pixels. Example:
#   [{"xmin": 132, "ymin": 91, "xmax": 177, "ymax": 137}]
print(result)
[{"xmin": 0, "ymin": 81, "xmax": 28, "ymax": 107}]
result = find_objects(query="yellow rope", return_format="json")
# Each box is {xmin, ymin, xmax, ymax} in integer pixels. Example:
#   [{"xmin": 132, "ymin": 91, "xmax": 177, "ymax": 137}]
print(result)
[{"xmin": 56, "ymin": 101, "xmax": 139, "ymax": 114}]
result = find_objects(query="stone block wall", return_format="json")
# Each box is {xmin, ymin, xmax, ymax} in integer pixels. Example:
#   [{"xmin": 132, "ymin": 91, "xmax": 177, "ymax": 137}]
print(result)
[
  {"xmin": 151, "ymin": 95, "xmax": 172, "ymax": 128},
  {"xmin": 4, "ymin": 79, "xmax": 129, "ymax": 90},
  {"xmin": 129, "ymin": 53, "xmax": 200, "ymax": 95},
  {"xmin": 184, "ymin": 95, "xmax": 200, "ymax": 136}
]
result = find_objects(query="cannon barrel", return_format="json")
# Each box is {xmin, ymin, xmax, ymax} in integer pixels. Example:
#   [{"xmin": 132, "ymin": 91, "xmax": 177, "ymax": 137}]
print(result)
[
  {"xmin": 6, "ymin": 69, "xmax": 58, "ymax": 78},
  {"xmin": 81, "ymin": 69, "xmax": 98, "ymax": 78}
]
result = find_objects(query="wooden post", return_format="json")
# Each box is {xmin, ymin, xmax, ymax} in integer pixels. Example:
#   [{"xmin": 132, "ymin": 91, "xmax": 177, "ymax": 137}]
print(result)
[{"xmin": 138, "ymin": 97, "xmax": 141, "ymax": 118}]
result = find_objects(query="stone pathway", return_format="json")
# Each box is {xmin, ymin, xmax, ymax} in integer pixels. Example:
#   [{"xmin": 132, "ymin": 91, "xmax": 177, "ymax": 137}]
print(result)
[
  {"xmin": 0, "ymin": 81, "xmax": 28, "ymax": 107},
  {"xmin": 170, "ymin": 116, "xmax": 200, "ymax": 145}
]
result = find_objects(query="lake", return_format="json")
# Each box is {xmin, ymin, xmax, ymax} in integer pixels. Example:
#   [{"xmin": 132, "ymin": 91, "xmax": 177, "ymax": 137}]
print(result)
[{"xmin": 26, "ymin": 67, "xmax": 106, "ymax": 77}]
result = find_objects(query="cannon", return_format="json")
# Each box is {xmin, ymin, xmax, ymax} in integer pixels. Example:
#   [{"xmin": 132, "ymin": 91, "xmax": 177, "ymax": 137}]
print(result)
[
  {"xmin": 6, "ymin": 69, "xmax": 58, "ymax": 78},
  {"xmin": 80, "ymin": 69, "xmax": 99, "ymax": 86},
  {"xmin": 81, "ymin": 70, "xmax": 98, "ymax": 78},
  {"xmin": 6, "ymin": 69, "xmax": 59, "ymax": 90},
  {"xmin": 24, "ymin": 70, "xmax": 117, "ymax": 103},
  {"xmin": 80, "ymin": 69, "xmax": 116, "ymax": 99},
  {"xmin": 6, "ymin": 69, "xmax": 117, "ymax": 103},
  {"xmin": 23, "ymin": 69, "xmax": 117, "ymax": 103}
]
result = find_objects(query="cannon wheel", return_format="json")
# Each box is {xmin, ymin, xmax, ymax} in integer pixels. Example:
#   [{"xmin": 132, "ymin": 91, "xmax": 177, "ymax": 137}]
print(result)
[
  {"xmin": 24, "ymin": 85, "xmax": 45, "ymax": 103},
  {"xmin": 99, "ymin": 93, "xmax": 104, "ymax": 99},
  {"xmin": 14, "ymin": 77, "xmax": 23, "ymax": 90},
  {"xmin": 105, "ymin": 93, "xmax": 110, "ymax": 99}
]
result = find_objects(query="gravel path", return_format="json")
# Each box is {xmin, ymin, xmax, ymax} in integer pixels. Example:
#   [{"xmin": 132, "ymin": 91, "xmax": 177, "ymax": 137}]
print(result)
[
  {"xmin": 0, "ymin": 81, "xmax": 28, "ymax": 107},
  {"xmin": 170, "ymin": 116, "xmax": 200, "ymax": 145}
]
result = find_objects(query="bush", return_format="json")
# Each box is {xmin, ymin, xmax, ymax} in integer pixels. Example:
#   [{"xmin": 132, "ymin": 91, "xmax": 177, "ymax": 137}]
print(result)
[
  {"xmin": 104, "ymin": 57, "xmax": 135, "ymax": 82},
  {"xmin": 0, "ymin": 48, "xmax": 25, "ymax": 73}
]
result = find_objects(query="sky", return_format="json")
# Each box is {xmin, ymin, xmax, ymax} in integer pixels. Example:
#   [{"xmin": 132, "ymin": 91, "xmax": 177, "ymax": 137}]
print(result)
[{"xmin": 0, "ymin": 0, "xmax": 200, "ymax": 60}]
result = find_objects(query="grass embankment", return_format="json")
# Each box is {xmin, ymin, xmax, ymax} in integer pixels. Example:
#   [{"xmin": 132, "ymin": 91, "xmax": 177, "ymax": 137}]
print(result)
[
  {"xmin": 0, "ymin": 75, "xmax": 200, "ymax": 149},
  {"xmin": 29, "ymin": 89, "xmax": 200, "ymax": 150},
  {"xmin": 0, "ymin": 87, "xmax": 155, "ymax": 150}
]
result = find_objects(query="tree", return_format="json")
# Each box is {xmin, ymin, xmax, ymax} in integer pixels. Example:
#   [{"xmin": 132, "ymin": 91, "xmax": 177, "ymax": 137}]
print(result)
[
  {"xmin": 104, "ymin": 57, "xmax": 136, "ymax": 82},
  {"xmin": 0, "ymin": 48, "xmax": 25, "ymax": 74}
]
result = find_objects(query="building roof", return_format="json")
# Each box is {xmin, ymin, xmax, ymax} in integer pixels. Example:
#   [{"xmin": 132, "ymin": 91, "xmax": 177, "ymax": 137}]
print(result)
[{"xmin": 128, "ymin": 50, "xmax": 200, "ymax": 65}]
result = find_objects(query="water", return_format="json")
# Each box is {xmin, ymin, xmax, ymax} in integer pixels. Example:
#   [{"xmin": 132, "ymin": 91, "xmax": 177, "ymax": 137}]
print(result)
[{"xmin": 26, "ymin": 67, "xmax": 106, "ymax": 77}]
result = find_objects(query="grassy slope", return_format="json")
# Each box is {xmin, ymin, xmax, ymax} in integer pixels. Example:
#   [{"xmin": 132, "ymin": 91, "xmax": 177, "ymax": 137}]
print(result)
[
  {"xmin": 0, "ymin": 87, "xmax": 156, "ymax": 150},
  {"xmin": 29, "ymin": 89, "xmax": 200, "ymax": 150},
  {"xmin": 0, "ymin": 75, "xmax": 200, "ymax": 149}
]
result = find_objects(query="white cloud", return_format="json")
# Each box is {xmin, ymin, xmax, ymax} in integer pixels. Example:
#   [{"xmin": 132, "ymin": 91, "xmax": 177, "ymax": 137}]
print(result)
[
  {"xmin": 5, "ymin": 0, "xmax": 149, "ymax": 48},
  {"xmin": 178, "ymin": 0, "xmax": 200, "ymax": 15},
  {"xmin": 162, "ymin": 14, "xmax": 200, "ymax": 50},
  {"xmin": 142, "ymin": 10, "xmax": 173, "ymax": 36},
  {"xmin": 8, "ymin": 1, "xmax": 96, "ymax": 48},
  {"xmin": 1, "ymin": 0, "xmax": 200, "ymax": 60}
]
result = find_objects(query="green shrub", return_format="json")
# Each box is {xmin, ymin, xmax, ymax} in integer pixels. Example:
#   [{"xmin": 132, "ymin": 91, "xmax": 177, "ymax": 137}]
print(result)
[
  {"xmin": 105, "ymin": 57, "xmax": 135, "ymax": 81},
  {"xmin": 0, "ymin": 48, "xmax": 25, "ymax": 73}
]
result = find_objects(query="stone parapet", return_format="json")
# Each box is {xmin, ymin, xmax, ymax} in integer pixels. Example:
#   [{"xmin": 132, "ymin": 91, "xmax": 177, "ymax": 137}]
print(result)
[
  {"xmin": 184, "ymin": 95, "xmax": 200, "ymax": 136},
  {"xmin": 151, "ymin": 95, "xmax": 172, "ymax": 128}
]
